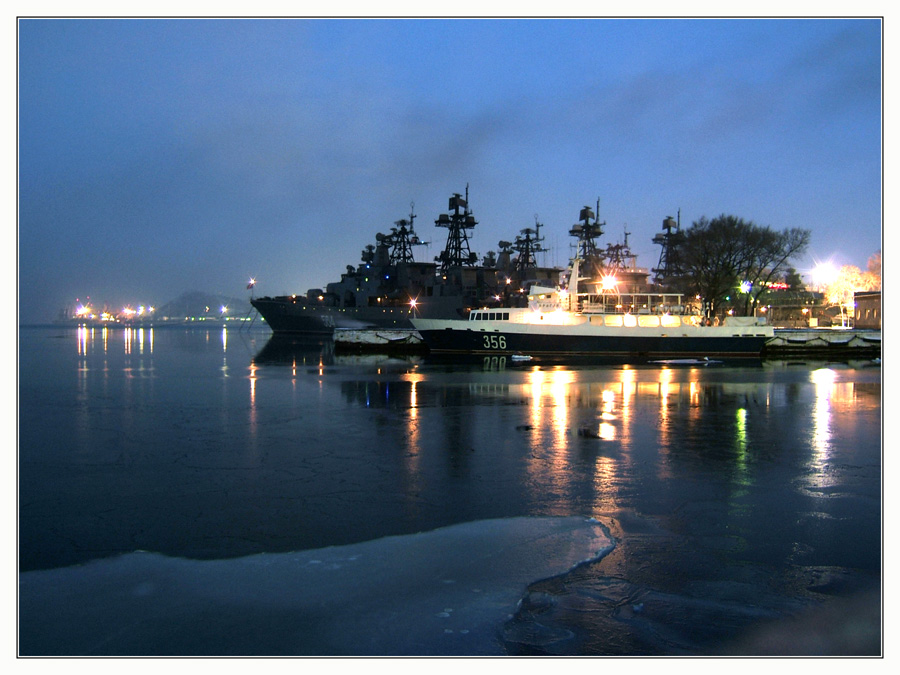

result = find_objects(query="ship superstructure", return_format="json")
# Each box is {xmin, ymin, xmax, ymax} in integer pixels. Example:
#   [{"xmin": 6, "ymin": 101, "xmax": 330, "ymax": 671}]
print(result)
[
  {"xmin": 251, "ymin": 193, "xmax": 689, "ymax": 336},
  {"xmin": 251, "ymin": 189, "xmax": 553, "ymax": 334}
]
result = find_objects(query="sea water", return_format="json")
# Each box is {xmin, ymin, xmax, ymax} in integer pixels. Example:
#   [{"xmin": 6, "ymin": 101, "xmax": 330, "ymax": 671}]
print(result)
[{"xmin": 17, "ymin": 325, "xmax": 882, "ymax": 656}]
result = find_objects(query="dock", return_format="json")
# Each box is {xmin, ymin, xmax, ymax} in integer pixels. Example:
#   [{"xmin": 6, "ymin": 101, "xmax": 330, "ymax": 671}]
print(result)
[{"xmin": 764, "ymin": 328, "xmax": 881, "ymax": 357}]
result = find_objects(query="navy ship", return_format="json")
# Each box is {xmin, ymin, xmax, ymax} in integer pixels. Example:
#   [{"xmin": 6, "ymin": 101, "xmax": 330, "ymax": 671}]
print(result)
[
  {"xmin": 412, "ymin": 255, "xmax": 773, "ymax": 358},
  {"xmin": 251, "ymin": 189, "xmax": 559, "ymax": 334}
]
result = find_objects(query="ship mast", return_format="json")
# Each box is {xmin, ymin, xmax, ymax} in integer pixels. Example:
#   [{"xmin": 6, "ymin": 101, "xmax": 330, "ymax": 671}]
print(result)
[
  {"xmin": 380, "ymin": 202, "xmax": 422, "ymax": 265},
  {"xmin": 511, "ymin": 216, "xmax": 547, "ymax": 274},
  {"xmin": 652, "ymin": 210, "xmax": 684, "ymax": 286},
  {"xmin": 434, "ymin": 186, "xmax": 478, "ymax": 274},
  {"xmin": 605, "ymin": 225, "xmax": 637, "ymax": 273},
  {"xmin": 569, "ymin": 198, "xmax": 606, "ymax": 278}
]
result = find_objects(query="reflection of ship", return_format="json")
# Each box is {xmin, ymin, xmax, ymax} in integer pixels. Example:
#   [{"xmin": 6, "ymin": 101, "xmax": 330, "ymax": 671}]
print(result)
[
  {"xmin": 413, "ymin": 254, "xmax": 774, "ymax": 358},
  {"xmin": 251, "ymin": 334, "xmax": 334, "ymax": 365},
  {"xmin": 251, "ymin": 189, "xmax": 559, "ymax": 335},
  {"xmin": 252, "ymin": 333, "xmax": 423, "ymax": 368}
]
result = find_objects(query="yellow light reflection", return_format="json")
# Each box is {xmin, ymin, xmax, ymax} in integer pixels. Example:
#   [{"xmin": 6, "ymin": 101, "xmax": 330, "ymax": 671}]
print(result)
[
  {"xmin": 689, "ymin": 380, "xmax": 700, "ymax": 405},
  {"xmin": 657, "ymin": 368, "xmax": 675, "ymax": 449},
  {"xmin": 249, "ymin": 361, "xmax": 258, "ymax": 407},
  {"xmin": 547, "ymin": 370, "xmax": 573, "ymax": 440},
  {"xmin": 398, "ymin": 370, "xmax": 426, "ymax": 486},
  {"xmin": 598, "ymin": 422, "xmax": 616, "ymax": 440},
  {"xmin": 615, "ymin": 368, "xmax": 636, "ymax": 449},
  {"xmin": 526, "ymin": 368, "xmax": 575, "ymax": 451},
  {"xmin": 401, "ymin": 371, "xmax": 426, "ymax": 417},
  {"xmin": 810, "ymin": 368, "xmax": 835, "ymax": 460}
]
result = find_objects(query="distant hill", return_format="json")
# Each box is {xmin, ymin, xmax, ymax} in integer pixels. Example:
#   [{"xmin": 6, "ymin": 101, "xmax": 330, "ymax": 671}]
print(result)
[{"xmin": 155, "ymin": 291, "xmax": 253, "ymax": 320}]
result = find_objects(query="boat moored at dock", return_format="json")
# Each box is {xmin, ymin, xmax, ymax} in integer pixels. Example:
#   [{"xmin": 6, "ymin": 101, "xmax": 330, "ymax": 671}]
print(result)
[{"xmin": 412, "ymin": 258, "xmax": 774, "ymax": 358}]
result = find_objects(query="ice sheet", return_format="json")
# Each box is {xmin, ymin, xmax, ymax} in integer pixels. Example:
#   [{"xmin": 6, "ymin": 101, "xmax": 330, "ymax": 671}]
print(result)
[{"xmin": 19, "ymin": 516, "xmax": 613, "ymax": 656}]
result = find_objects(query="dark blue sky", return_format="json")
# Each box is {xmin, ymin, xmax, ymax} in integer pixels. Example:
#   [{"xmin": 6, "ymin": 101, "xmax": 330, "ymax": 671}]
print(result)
[{"xmin": 17, "ymin": 18, "xmax": 882, "ymax": 323}]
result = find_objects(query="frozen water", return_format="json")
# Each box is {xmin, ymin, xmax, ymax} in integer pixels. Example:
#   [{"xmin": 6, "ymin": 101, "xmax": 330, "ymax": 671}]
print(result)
[{"xmin": 19, "ymin": 516, "xmax": 613, "ymax": 656}]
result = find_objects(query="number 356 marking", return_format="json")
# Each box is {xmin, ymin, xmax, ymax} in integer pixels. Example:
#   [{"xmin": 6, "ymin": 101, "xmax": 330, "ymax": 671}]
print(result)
[{"xmin": 482, "ymin": 334, "xmax": 507, "ymax": 350}]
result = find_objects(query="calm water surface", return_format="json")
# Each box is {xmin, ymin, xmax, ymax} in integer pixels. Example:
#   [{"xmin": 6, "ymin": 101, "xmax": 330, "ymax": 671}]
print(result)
[{"xmin": 18, "ymin": 325, "xmax": 882, "ymax": 655}]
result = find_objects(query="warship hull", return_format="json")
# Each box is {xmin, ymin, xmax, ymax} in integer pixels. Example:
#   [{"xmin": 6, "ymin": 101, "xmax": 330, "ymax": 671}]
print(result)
[{"xmin": 251, "ymin": 295, "xmax": 468, "ymax": 334}]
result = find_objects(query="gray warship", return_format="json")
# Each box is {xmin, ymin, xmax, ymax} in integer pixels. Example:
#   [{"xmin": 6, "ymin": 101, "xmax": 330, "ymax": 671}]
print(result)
[{"xmin": 250, "ymin": 189, "xmax": 559, "ymax": 334}]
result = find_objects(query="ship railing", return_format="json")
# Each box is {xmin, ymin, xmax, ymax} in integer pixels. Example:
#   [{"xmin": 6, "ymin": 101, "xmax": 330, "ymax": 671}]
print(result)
[{"xmin": 578, "ymin": 292, "xmax": 689, "ymax": 316}]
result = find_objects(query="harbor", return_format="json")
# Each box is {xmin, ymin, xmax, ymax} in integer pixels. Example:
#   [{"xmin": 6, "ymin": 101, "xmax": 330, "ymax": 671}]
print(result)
[
  {"xmin": 245, "ymin": 193, "xmax": 880, "ymax": 366},
  {"xmin": 19, "ymin": 323, "xmax": 882, "ymax": 655}
]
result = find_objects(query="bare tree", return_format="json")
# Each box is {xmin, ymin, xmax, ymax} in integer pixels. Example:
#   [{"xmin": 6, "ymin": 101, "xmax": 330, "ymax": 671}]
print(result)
[
  {"xmin": 740, "ymin": 227, "xmax": 811, "ymax": 315},
  {"xmin": 674, "ymin": 215, "xmax": 810, "ymax": 318}
]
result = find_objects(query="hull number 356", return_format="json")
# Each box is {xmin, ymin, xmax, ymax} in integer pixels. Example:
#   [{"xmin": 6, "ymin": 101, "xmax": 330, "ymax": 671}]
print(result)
[{"xmin": 483, "ymin": 334, "xmax": 507, "ymax": 350}]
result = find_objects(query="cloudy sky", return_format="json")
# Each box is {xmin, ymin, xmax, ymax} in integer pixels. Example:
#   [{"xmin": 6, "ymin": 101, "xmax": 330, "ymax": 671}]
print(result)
[{"xmin": 17, "ymin": 17, "xmax": 882, "ymax": 323}]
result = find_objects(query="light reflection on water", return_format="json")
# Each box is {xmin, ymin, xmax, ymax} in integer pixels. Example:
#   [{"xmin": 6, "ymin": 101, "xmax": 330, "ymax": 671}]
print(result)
[
  {"xmin": 18, "ymin": 327, "xmax": 881, "ymax": 581},
  {"xmin": 15, "ymin": 327, "xmax": 882, "ymax": 655}
]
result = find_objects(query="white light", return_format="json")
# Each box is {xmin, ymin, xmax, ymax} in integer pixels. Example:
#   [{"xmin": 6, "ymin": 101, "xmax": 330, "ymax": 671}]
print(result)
[
  {"xmin": 813, "ymin": 262, "xmax": 838, "ymax": 285},
  {"xmin": 600, "ymin": 275, "xmax": 618, "ymax": 291}
]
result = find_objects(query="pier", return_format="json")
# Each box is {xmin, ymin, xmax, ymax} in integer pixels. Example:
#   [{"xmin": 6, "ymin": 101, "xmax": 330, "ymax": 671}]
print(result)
[{"xmin": 764, "ymin": 328, "xmax": 881, "ymax": 357}]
